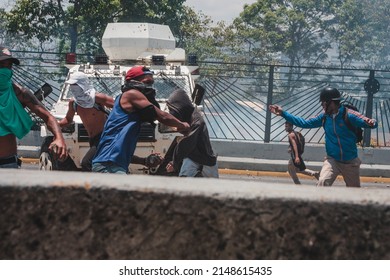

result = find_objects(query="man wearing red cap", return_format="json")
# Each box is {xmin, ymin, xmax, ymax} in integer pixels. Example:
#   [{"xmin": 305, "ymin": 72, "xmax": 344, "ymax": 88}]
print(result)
[
  {"xmin": 0, "ymin": 46, "xmax": 67, "ymax": 168},
  {"xmin": 92, "ymin": 65, "xmax": 190, "ymax": 174}
]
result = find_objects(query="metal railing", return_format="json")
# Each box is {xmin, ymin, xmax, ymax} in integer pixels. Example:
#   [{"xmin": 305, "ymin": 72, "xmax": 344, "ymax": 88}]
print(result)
[
  {"xmin": 198, "ymin": 62, "xmax": 390, "ymax": 147},
  {"xmin": 11, "ymin": 55, "xmax": 390, "ymax": 147}
]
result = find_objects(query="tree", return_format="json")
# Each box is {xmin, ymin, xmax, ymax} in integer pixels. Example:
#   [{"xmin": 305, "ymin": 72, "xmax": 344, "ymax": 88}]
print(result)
[
  {"xmin": 118, "ymin": 0, "xmax": 187, "ymax": 39},
  {"xmin": 234, "ymin": 0, "xmax": 343, "ymax": 67},
  {"xmin": 5, "ymin": 0, "xmax": 120, "ymax": 55}
]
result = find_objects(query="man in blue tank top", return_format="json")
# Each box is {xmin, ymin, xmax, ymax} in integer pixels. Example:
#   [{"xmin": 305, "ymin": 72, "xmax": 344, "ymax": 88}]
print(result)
[{"xmin": 92, "ymin": 66, "xmax": 190, "ymax": 174}]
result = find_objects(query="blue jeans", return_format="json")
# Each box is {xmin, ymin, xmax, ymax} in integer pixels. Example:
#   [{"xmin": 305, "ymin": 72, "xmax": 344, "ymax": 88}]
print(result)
[
  {"xmin": 92, "ymin": 162, "xmax": 127, "ymax": 174},
  {"xmin": 0, "ymin": 155, "xmax": 20, "ymax": 169},
  {"xmin": 179, "ymin": 158, "xmax": 219, "ymax": 178}
]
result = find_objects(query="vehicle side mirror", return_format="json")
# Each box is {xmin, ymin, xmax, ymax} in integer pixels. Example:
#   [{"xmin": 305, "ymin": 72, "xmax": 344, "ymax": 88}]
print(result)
[
  {"xmin": 34, "ymin": 83, "xmax": 53, "ymax": 101},
  {"xmin": 191, "ymin": 84, "xmax": 205, "ymax": 106}
]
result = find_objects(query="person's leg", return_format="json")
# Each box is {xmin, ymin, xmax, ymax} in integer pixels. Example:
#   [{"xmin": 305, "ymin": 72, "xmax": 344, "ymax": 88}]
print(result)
[
  {"xmin": 0, "ymin": 162, "xmax": 19, "ymax": 169},
  {"xmin": 202, "ymin": 162, "xmax": 219, "ymax": 178},
  {"xmin": 92, "ymin": 162, "xmax": 127, "ymax": 174},
  {"xmin": 301, "ymin": 168, "xmax": 320, "ymax": 180},
  {"xmin": 339, "ymin": 158, "xmax": 361, "ymax": 187},
  {"xmin": 0, "ymin": 155, "xmax": 20, "ymax": 169},
  {"xmin": 317, "ymin": 157, "xmax": 339, "ymax": 186},
  {"xmin": 179, "ymin": 158, "xmax": 202, "ymax": 177},
  {"xmin": 288, "ymin": 159, "xmax": 301, "ymax": 184},
  {"xmin": 81, "ymin": 146, "xmax": 97, "ymax": 171}
]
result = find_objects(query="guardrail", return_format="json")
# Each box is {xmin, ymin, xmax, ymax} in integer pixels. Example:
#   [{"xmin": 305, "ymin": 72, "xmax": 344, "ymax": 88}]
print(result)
[
  {"xmin": 199, "ymin": 62, "xmax": 390, "ymax": 147},
  {"xmin": 12, "ymin": 57, "xmax": 390, "ymax": 147}
]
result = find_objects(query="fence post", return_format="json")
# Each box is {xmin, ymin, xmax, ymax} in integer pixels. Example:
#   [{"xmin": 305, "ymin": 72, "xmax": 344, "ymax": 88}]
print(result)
[
  {"xmin": 264, "ymin": 65, "xmax": 275, "ymax": 143},
  {"xmin": 363, "ymin": 70, "xmax": 379, "ymax": 147}
]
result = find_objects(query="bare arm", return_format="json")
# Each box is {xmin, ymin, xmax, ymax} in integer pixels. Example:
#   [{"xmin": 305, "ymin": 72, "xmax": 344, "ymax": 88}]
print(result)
[
  {"xmin": 121, "ymin": 89, "xmax": 190, "ymax": 133},
  {"xmin": 95, "ymin": 92, "xmax": 114, "ymax": 108},
  {"xmin": 288, "ymin": 132, "xmax": 300, "ymax": 164},
  {"xmin": 14, "ymin": 83, "xmax": 68, "ymax": 160},
  {"xmin": 58, "ymin": 100, "xmax": 76, "ymax": 127}
]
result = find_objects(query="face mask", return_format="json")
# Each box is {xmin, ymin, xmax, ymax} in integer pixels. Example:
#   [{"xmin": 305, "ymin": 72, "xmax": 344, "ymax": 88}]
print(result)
[
  {"xmin": 0, "ymin": 68, "xmax": 13, "ymax": 90},
  {"xmin": 143, "ymin": 80, "xmax": 154, "ymax": 89},
  {"xmin": 70, "ymin": 84, "xmax": 84, "ymax": 96}
]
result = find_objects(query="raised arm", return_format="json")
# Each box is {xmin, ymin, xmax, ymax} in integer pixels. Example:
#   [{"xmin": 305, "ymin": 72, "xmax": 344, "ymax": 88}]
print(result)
[{"xmin": 121, "ymin": 90, "xmax": 190, "ymax": 133}]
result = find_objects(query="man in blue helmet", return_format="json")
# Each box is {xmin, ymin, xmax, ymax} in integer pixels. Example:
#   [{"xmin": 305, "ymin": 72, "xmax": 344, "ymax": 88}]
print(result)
[{"xmin": 269, "ymin": 87, "xmax": 377, "ymax": 187}]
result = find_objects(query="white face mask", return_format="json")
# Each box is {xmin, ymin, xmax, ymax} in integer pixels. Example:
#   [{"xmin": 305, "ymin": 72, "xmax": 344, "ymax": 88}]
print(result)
[
  {"xmin": 70, "ymin": 84, "xmax": 84, "ymax": 96},
  {"xmin": 70, "ymin": 84, "xmax": 96, "ymax": 108}
]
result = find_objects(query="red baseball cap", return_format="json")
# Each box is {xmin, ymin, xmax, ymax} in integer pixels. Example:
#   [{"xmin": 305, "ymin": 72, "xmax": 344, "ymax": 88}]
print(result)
[{"xmin": 125, "ymin": 66, "xmax": 153, "ymax": 81}]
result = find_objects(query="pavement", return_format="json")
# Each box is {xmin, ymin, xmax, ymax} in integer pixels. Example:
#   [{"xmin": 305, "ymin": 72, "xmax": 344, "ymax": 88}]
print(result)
[{"xmin": 20, "ymin": 156, "xmax": 390, "ymax": 185}]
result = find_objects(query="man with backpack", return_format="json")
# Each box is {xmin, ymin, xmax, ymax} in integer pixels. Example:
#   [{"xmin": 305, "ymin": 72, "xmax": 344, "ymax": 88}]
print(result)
[
  {"xmin": 285, "ymin": 121, "xmax": 319, "ymax": 184},
  {"xmin": 269, "ymin": 87, "xmax": 378, "ymax": 187}
]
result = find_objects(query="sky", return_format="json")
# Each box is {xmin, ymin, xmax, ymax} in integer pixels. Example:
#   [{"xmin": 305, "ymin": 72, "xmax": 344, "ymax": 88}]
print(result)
[{"xmin": 185, "ymin": 0, "xmax": 258, "ymax": 23}]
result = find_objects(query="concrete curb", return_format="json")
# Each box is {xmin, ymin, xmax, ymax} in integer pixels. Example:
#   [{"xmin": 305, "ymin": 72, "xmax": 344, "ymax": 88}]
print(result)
[
  {"xmin": 20, "ymin": 157, "xmax": 390, "ymax": 184},
  {"xmin": 219, "ymin": 168, "xmax": 390, "ymax": 184}
]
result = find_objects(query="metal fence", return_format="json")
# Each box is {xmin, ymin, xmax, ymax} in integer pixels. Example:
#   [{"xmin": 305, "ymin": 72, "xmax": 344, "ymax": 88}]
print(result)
[
  {"xmin": 198, "ymin": 62, "xmax": 390, "ymax": 147},
  {"xmin": 11, "ymin": 57, "xmax": 390, "ymax": 147}
]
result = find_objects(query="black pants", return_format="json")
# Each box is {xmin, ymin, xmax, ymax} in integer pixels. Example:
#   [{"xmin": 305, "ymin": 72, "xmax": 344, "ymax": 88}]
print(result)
[{"xmin": 81, "ymin": 133, "xmax": 101, "ymax": 172}]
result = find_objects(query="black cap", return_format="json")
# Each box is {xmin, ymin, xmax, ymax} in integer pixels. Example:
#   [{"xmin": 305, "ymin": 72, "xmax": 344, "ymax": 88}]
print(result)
[
  {"xmin": 319, "ymin": 87, "xmax": 342, "ymax": 102},
  {"xmin": 0, "ymin": 47, "xmax": 20, "ymax": 65}
]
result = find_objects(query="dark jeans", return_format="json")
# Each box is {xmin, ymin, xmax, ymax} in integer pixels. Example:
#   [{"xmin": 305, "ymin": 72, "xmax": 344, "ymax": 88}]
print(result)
[
  {"xmin": 81, "ymin": 133, "xmax": 101, "ymax": 172},
  {"xmin": 0, "ymin": 155, "xmax": 21, "ymax": 169}
]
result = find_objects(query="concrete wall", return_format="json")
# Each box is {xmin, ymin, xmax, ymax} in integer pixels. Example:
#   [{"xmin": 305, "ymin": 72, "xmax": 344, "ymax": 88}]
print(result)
[
  {"xmin": 1, "ymin": 169, "xmax": 389, "ymax": 260},
  {"xmin": 211, "ymin": 139, "xmax": 390, "ymax": 165},
  {"xmin": 211, "ymin": 140, "xmax": 390, "ymax": 177},
  {"xmin": 17, "ymin": 135, "xmax": 390, "ymax": 177}
]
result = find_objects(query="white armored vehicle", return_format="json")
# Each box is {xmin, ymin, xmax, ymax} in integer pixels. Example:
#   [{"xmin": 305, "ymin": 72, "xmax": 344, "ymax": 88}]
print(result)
[{"xmin": 39, "ymin": 22, "xmax": 203, "ymax": 173}]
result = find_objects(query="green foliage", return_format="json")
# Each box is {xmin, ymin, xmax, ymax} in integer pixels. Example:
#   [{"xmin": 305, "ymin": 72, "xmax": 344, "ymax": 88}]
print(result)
[
  {"xmin": 234, "ymin": 0, "xmax": 342, "ymax": 67},
  {"xmin": 5, "ymin": 0, "xmax": 120, "ymax": 54},
  {"xmin": 3, "ymin": 0, "xmax": 390, "ymax": 71}
]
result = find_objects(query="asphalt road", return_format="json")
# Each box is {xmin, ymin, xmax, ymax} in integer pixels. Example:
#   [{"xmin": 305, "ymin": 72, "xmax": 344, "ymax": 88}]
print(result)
[{"xmin": 21, "ymin": 161, "xmax": 390, "ymax": 189}]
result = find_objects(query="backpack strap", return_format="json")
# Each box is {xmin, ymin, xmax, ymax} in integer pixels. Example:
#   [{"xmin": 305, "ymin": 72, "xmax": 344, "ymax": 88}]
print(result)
[
  {"xmin": 93, "ymin": 103, "xmax": 110, "ymax": 116},
  {"xmin": 343, "ymin": 108, "xmax": 358, "ymax": 134}
]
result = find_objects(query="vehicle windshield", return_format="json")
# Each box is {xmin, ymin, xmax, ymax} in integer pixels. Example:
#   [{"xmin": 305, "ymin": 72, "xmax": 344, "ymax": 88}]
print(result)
[{"xmin": 63, "ymin": 73, "xmax": 192, "ymax": 100}]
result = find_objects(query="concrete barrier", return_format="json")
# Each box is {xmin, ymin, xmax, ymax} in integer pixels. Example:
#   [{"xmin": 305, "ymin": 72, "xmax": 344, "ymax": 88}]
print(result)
[
  {"xmin": 212, "ymin": 140, "xmax": 390, "ymax": 177},
  {"xmin": 17, "ymin": 133, "xmax": 390, "ymax": 177},
  {"xmin": 1, "ymin": 169, "xmax": 389, "ymax": 260}
]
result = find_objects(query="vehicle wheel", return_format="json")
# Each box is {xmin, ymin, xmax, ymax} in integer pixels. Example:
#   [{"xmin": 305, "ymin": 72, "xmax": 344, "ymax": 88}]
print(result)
[
  {"xmin": 39, "ymin": 137, "xmax": 55, "ymax": 170},
  {"xmin": 39, "ymin": 151, "xmax": 55, "ymax": 170},
  {"xmin": 39, "ymin": 137, "xmax": 78, "ymax": 171}
]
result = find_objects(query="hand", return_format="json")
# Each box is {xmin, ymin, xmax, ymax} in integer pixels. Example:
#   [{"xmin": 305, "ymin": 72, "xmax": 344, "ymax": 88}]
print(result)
[
  {"xmin": 49, "ymin": 138, "xmax": 68, "ymax": 161},
  {"xmin": 269, "ymin": 104, "xmax": 283, "ymax": 116},
  {"xmin": 144, "ymin": 153, "xmax": 163, "ymax": 168},
  {"xmin": 166, "ymin": 161, "xmax": 175, "ymax": 173},
  {"xmin": 294, "ymin": 157, "xmax": 301, "ymax": 165},
  {"xmin": 365, "ymin": 118, "xmax": 376, "ymax": 127}
]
